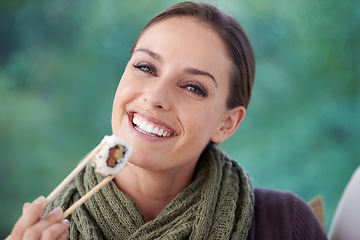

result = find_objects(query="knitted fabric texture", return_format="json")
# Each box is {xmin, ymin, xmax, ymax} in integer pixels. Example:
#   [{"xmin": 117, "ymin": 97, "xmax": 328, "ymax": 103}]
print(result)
[{"xmin": 46, "ymin": 145, "xmax": 254, "ymax": 239}]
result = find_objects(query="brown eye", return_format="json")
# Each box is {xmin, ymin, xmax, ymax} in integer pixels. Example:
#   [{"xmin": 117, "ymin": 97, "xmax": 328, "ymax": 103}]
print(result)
[
  {"xmin": 133, "ymin": 63, "xmax": 156, "ymax": 76},
  {"xmin": 185, "ymin": 83, "xmax": 207, "ymax": 97}
]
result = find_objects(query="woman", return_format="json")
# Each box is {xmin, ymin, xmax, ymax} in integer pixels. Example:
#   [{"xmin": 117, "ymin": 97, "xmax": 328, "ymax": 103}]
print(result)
[{"xmin": 7, "ymin": 2, "xmax": 327, "ymax": 239}]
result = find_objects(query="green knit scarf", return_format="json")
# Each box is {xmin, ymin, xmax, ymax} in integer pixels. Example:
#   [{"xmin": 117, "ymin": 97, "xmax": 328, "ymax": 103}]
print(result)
[{"xmin": 46, "ymin": 146, "xmax": 254, "ymax": 239}]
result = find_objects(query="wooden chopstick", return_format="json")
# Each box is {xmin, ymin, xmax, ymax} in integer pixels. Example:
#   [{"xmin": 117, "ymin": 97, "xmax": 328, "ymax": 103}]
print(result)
[
  {"xmin": 46, "ymin": 141, "xmax": 107, "ymax": 202},
  {"xmin": 62, "ymin": 175, "xmax": 115, "ymax": 218}
]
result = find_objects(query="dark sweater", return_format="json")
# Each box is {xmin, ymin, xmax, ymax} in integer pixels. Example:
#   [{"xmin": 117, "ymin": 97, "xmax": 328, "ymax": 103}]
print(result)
[{"xmin": 248, "ymin": 188, "xmax": 328, "ymax": 240}]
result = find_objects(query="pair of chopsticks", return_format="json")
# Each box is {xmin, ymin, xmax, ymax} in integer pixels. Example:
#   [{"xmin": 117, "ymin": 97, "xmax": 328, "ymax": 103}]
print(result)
[{"xmin": 46, "ymin": 141, "xmax": 115, "ymax": 219}]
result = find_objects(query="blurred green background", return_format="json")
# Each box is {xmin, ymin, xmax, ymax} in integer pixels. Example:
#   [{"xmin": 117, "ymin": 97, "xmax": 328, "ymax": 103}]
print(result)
[{"xmin": 0, "ymin": 0, "xmax": 359, "ymax": 237}]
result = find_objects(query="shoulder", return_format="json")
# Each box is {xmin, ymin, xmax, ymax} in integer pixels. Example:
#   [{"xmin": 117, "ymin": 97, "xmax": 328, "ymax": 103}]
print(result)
[{"xmin": 247, "ymin": 188, "xmax": 327, "ymax": 240}]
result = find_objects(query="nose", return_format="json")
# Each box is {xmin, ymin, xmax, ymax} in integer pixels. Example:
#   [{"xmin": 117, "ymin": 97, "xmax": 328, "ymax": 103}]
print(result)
[{"xmin": 143, "ymin": 80, "xmax": 171, "ymax": 111}]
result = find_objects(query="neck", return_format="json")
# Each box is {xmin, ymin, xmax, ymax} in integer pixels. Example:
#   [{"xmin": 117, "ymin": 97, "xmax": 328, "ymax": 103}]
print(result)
[{"xmin": 114, "ymin": 162, "xmax": 196, "ymax": 221}]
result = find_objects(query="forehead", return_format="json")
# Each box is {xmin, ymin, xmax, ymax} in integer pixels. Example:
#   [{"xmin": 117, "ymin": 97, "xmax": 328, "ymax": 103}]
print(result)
[{"xmin": 134, "ymin": 16, "xmax": 232, "ymax": 77}]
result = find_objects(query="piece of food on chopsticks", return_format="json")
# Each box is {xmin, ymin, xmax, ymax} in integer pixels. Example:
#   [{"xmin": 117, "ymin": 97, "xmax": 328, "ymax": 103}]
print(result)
[
  {"xmin": 92, "ymin": 135, "xmax": 132, "ymax": 176},
  {"xmin": 46, "ymin": 134, "xmax": 132, "ymax": 218}
]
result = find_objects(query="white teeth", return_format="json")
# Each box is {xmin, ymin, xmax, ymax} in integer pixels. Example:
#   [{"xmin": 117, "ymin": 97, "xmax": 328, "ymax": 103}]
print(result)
[
  {"xmin": 152, "ymin": 127, "xmax": 159, "ymax": 134},
  {"xmin": 139, "ymin": 121, "xmax": 147, "ymax": 130},
  {"xmin": 133, "ymin": 116, "xmax": 138, "ymax": 125},
  {"xmin": 145, "ymin": 124, "xmax": 154, "ymax": 133},
  {"xmin": 132, "ymin": 115, "xmax": 172, "ymax": 137}
]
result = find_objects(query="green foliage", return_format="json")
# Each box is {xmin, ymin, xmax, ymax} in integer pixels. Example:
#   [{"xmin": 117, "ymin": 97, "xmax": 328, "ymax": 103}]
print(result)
[{"xmin": 0, "ymin": 0, "xmax": 359, "ymax": 237}]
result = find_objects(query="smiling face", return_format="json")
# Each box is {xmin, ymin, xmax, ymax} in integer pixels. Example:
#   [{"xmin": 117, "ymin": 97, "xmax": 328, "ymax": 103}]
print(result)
[{"xmin": 111, "ymin": 17, "xmax": 245, "ymax": 172}]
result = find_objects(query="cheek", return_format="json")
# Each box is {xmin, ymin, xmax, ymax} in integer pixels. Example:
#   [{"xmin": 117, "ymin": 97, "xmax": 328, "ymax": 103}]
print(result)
[
  {"xmin": 181, "ymin": 104, "xmax": 222, "ymax": 136},
  {"xmin": 112, "ymin": 83, "xmax": 125, "ymax": 114},
  {"xmin": 111, "ymin": 81, "xmax": 130, "ymax": 130},
  {"xmin": 111, "ymin": 91, "xmax": 122, "ymax": 134},
  {"xmin": 113, "ymin": 72, "xmax": 139, "ymax": 106}
]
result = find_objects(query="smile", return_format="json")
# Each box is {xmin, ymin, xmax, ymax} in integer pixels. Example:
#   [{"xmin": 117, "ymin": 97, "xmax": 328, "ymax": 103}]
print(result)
[{"xmin": 132, "ymin": 114, "xmax": 175, "ymax": 137}]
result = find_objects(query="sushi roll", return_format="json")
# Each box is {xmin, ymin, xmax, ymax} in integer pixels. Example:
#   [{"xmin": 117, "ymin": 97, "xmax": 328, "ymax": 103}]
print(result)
[{"xmin": 92, "ymin": 135, "xmax": 132, "ymax": 176}]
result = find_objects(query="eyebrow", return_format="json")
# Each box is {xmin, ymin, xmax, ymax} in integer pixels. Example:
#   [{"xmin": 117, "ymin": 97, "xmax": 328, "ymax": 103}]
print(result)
[
  {"xmin": 133, "ymin": 48, "xmax": 217, "ymax": 87},
  {"xmin": 183, "ymin": 68, "xmax": 217, "ymax": 87},
  {"xmin": 133, "ymin": 48, "xmax": 163, "ymax": 62}
]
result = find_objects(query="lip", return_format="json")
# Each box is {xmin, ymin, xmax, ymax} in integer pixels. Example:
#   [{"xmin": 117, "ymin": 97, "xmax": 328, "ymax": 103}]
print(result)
[{"xmin": 127, "ymin": 110, "xmax": 178, "ymax": 139}]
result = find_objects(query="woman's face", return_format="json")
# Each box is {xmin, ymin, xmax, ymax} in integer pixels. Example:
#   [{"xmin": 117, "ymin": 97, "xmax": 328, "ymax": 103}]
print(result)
[{"xmin": 112, "ymin": 17, "xmax": 238, "ymax": 171}]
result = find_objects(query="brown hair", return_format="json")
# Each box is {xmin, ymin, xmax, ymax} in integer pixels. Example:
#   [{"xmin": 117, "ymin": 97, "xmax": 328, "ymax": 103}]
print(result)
[{"xmin": 131, "ymin": 1, "xmax": 255, "ymax": 109}]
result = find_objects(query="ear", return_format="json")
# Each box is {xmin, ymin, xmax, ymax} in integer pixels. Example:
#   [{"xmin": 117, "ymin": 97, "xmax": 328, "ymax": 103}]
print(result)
[{"xmin": 210, "ymin": 106, "xmax": 246, "ymax": 143}]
